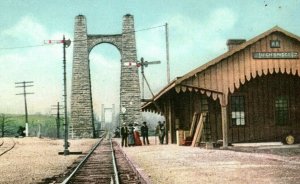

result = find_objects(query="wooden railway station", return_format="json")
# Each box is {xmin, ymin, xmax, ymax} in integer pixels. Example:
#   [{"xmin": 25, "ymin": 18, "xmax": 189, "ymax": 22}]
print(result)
[{"xmin": 142, "ymin": 26, "xmax": 300, "ymax": 147}]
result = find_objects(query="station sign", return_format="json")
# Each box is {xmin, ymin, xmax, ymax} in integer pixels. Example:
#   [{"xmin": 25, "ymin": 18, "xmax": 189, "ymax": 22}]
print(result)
[{"xmin": 253, "ymin": 52, "xmax": 299, "ymax": 59}]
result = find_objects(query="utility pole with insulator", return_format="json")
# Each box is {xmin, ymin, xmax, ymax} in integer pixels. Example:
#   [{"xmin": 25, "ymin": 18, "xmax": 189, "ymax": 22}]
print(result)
[{"xmin": 15, "ymin": 81, "xmax": 34, "ymax": 137}]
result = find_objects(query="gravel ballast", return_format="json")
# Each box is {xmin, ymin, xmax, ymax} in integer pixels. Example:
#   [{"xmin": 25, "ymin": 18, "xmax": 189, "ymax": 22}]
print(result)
[{"xmin": 1, "ymin": 136, "xmax": 300, "ymax": 184}]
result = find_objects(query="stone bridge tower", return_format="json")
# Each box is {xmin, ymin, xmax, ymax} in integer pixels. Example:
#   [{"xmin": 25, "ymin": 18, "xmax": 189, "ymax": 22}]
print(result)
[{"xmin": 71, "ymin": 14, "xmax": 141, "ymax": 138}]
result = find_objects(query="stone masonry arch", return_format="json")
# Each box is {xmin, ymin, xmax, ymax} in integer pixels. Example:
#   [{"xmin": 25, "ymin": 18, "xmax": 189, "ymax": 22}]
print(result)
[
  {"xmin": 87, "ymin": 34, "xmax": 122, "ymax": 53},
  {"xmin": 71, "ymin": 14, "xmax": 141, "ymax": 138}
]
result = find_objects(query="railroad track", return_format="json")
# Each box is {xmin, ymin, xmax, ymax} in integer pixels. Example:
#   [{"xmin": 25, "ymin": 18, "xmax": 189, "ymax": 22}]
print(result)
[
  {"xmin": 58, "ymin": 137, "xmax": 147, "ymax": 184},
  {"xmin": 0, "ymin": 138, "xmax": 16, "ymax": 157}
]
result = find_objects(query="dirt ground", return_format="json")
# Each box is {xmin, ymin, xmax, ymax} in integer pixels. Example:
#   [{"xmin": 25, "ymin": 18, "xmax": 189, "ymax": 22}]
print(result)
[
  {"xmin": 0, "ymin": 137, "xmax": 98, "ymax": 184},
  {"xmin": 0, "ymin": 136, "xmax": 299, "ymax": 184},
  {"xmin": 118, "ymin": 137, "xmax": 300, "ymax": 184}
]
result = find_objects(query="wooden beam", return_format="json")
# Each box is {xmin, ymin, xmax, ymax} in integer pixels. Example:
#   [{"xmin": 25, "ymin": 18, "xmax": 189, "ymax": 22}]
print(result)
[
  {"xmin": 221, "ymin": 106, "xmax": 228, "ymax": 148},
  {"xmin": 141, "ymin": 99, "xmax": 152, "ymax": 102},
  {"xmin": 163, "ymin": 102, "xmax": 169, "ymax": 144},
  {"xmin": 189, "ymin": 112, "xmax": 199, "ymax": 137},
  {"xmin": 168, "ymin": 97, "xmax": 173, "ymax": 143}
]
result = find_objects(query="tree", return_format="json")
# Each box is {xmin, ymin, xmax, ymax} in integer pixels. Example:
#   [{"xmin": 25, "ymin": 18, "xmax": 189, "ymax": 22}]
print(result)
[{"xmin": 0, "ymin": 114, "xmax": 14, "ymax": 137}]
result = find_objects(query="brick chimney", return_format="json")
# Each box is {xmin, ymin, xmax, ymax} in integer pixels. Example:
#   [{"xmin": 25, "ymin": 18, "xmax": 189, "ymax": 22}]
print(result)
[{"xmin": 227, "ymin": 39, "xmax": 246, "ymax": 51}]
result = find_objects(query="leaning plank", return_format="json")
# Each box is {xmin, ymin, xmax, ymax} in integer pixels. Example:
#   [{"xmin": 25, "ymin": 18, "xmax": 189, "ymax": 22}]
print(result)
[
  {"xmin": 191, "ymin": 112, "xmax": 206, "ymax": 147},
  {"xmin": 189, "ymin": 112, "xmax": 199, "ymax": 137},
  {"xmin": 191, "ymin": 113, "xmax": 203, "ymax": 147}
]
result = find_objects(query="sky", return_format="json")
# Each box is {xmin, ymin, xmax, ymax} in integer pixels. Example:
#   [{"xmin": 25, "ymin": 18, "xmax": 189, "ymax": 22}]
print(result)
[{"xmin": 0, "ymin": 0, "xmax": 300, "ymax": 117}]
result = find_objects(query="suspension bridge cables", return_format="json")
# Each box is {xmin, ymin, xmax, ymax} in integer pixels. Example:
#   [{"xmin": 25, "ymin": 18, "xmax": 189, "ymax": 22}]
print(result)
[{"xmin": 0, "ymin": 24, "xmax": 166, "ymax": 50}]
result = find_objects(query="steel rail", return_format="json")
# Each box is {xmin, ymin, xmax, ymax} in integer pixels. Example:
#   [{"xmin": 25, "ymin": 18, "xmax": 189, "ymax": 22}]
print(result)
[
  {"xmin": 0, "ymin": 138, "xmax": 16, "ymax": 157},
  {"xmin": 111, "ymin": 139, "xmax": 120, "ymax": 184},
  {"xmin": 60, "ymin": 136, "xmax": 104, "ymax": 184},
  {"xmin": 120, "ymin": 144, "xmax": 151, "ymax": 184}
]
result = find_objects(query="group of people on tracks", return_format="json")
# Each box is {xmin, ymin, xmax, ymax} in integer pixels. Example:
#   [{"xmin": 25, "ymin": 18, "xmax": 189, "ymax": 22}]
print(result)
[{"xmin": 120, "ymin": 121, "xmax": 166, "ymax": 147}]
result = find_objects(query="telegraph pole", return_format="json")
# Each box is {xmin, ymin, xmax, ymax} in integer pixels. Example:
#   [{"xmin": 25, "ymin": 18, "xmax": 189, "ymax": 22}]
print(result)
[
  {"xmin": 52, "ymin": 102, "xmax": 63, "ymax": 139},
  {"xmin": 15, "ymin": 81, "xmax": 34, "ymax": 137},
  {"xmin": 165, "ymin": 23, "xmax": 170, "ymax": 84}
]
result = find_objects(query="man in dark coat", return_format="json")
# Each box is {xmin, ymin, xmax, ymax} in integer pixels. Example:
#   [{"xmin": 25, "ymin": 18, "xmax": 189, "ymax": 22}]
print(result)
[
  {"xmin": 120, "ymin": 123, "xmax": 128, "ymax": 147},
  {"xmin": 141, "ymin": 121, "xmax": 150, "ymax": 145}
]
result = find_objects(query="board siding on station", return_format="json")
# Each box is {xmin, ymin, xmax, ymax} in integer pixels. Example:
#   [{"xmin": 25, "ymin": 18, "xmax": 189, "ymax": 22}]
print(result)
[{"xmin": 142, "ymin": 27, "xmax": 300, "ymax": 144}]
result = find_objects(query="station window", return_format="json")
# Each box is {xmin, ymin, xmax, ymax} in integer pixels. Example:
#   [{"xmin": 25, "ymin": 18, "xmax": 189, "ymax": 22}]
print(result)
[
  {"xmin": 230, "ymin": 95, "xmax": 245, "ymax": 126},
  {"xmin": 275, "ymin": 96, "xmax": 289, "ymax": 125},
  {"xmin": 270, "ymin": 40, "xmax": 280, "ymax": 48}
]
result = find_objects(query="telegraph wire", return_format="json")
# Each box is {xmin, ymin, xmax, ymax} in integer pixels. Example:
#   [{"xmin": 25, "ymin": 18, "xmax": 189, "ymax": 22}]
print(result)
[
  {"xmin": 0, "ymin": 44, "xmax": 48, "ymax": 50},
  {"xmin": 134, "ymin": 24, "xmax": 165, "ymax": 33},
  {"xmin": 0, "ymin": 24, "xmax": 165, "ymax": 50}
]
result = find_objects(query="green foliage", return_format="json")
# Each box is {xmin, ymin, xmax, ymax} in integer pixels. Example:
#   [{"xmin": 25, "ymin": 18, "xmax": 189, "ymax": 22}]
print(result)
[
  {"xmin": 1, "ymin": 114, "xmax": 63, "ymax": 138},
  {"xmin": 0, "ymin": 114, "xmax": 15, "ymax": 137}
]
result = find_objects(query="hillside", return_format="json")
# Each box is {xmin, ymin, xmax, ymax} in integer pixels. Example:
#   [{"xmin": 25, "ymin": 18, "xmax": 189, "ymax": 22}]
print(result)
[{"xmin": 0, "ymin": 114, "xmax": 61, "ymax": 138}]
